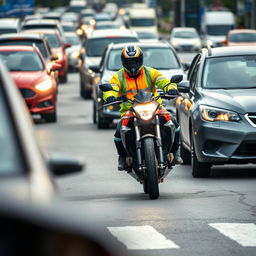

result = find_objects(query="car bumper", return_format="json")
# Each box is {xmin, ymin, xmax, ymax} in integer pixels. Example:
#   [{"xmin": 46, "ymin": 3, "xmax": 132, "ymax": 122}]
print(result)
[
  {"xmin": 20, "ymin": 88, "xmax": 56, "ymax": 115},
  {"xmin": 193, "ymin": 115, "xmax": 256, "ymax": 164}
]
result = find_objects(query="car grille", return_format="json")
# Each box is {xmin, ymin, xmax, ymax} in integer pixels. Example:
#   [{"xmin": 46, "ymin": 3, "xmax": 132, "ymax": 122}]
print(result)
[
  {"xmin": 19, "ymin": 88, "xmax": 35, "ymax": 98},
  {"xmin": 234, "ymin": 142, "xmax": 256, "ymax": 156},
  {"xmin": 245, "ymin": 113, "xmax": 256, "ymax": 127}
]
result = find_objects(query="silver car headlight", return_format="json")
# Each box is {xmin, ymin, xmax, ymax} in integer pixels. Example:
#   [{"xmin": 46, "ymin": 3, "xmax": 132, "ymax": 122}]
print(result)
[
  {"xmin": 200, "ymin": 105, "xmax": 240, "ymax": 122},
  {"xmin": 133, "ymin": 102, "xmax": 158, "ymax": 121}
]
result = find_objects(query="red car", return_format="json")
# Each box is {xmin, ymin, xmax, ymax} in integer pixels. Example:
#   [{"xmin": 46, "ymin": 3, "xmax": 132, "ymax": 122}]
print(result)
[
  {"xmin": 222, "ymin": 29, "xmax": 256, "ymax": 46},
  {"xmin": 23, "ymin": 29, "xmax": 71, "ymax": 83},
  {"xmin": 0, "ymin": 45, "xmax": 59, "ymax": 122}
]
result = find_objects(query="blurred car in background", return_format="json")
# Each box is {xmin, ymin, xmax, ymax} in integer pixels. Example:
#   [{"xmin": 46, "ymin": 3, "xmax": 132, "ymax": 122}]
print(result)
[
  {"xmin": 93, "ymin": 13, "xmax": 112, "ymax": 23},
  {"xmin": 79, "ymin": 29, "xmax": 139, "ymax": 99},
  {"xmin": 137, "ymin": 31, "xmax": 159, "ymax": 42},
  {"xmin": 65, "ymin": 32, "xmax": 83, "ymax": 71},
  {"xmin": 61, "ymin": 12, "xmax": 80, "ymax": 28},
  {"xmin": 176, "ymin": 46, "xmax": 256, "ymax": 177},
  {"xmin": 0, "ymin": 18, "xmax": 21, "ymax": 35},
  {"xmin": 23, "ymin": 29, "xmax": 71, "ymax": 83},
  {"xmin": 94, "ymin": 21, "xmax": 124, "ymax": 31},
  {"xmin": 21, "ymin": 19, "xmax": 66, "ymax": 43},
  {"xmin": 222, "ymin": 29, "xmax": 256, "ymax": 46},
  {"xmin": 42, "ymin": 12, "xmax": 62, "ymax": 21},
  {"xmin": 0, "ymin": 45, "xmax": 59, "ymax": 122},
  {"xmin": 0, "ymin": 57, "xmax": 83, "ymax": 201},
  {"xmin": 170, "ymin": 27, "xmax": 201, "ymax": 52},
  {"xmin": 61, "ymin": 21, "xmax": 77, "ymax": 33},
  {"xmin": 93, "ymin": 42, "xmax": 185, "ymax": 128},
  {"xmin": 80, "ymin": 8, "xmax": 95, "ymax": 20}
]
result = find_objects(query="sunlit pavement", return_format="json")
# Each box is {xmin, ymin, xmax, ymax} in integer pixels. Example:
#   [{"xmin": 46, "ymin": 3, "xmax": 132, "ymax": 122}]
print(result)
[{"xmin": 35, "ymin": 53, "xmax": 256, "ymax": 256}]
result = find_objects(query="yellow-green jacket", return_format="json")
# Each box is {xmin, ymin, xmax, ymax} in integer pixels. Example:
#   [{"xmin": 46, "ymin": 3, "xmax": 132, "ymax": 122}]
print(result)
[{"xmin": 103, "ymin": 66, "xmax": 177, "ymax": 116}]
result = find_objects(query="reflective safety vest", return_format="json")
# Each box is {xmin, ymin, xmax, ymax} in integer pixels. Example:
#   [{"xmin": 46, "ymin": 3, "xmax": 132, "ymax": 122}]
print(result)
[{"xmin": 103, "ymin": 66, "xmax": 177, "ymax": 116}]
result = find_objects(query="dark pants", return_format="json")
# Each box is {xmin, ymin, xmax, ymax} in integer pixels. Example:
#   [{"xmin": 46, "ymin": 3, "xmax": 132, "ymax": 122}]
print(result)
[{"xmin": 114, "ymin": 115, "xmax": 180, "ymax": 157}]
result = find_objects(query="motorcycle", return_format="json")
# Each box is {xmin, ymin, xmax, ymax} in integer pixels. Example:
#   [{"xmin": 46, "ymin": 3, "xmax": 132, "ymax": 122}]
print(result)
[{"xmin": 100, "ymin": 75, "xmax": 184, "ymax": 200}]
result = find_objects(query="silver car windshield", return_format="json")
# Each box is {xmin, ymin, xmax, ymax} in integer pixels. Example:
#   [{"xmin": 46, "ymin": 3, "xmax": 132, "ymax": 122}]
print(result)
[
  {"xmin": 107, "ymin": 48, "xmax": 180, "ymax": 71},
  {"xmin": 202, "ymin": 55, "xmax": 256, "ymax": 89}
]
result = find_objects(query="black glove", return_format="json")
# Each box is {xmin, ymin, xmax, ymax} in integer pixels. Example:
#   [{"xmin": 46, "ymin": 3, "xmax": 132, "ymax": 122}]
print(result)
[
  {"xmin": 167, "ymin": 89, "xmax": 179, "ymax": 95},
  {"xmin": 105, "ymin": 96, "xmax": 117, "ymax": 104}
]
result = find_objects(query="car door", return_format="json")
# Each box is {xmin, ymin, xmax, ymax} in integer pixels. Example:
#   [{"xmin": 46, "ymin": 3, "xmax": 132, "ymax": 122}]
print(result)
[{"xmin": 179, "ymin": 54, "xmax": 201, "ymax": 147}]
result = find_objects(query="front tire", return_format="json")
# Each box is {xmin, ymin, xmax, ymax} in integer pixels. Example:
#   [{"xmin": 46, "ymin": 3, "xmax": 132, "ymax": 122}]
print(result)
[
  {"xmin": 144, "ymin": 138, "xmax": 159, "ymax": 200},
  {"xmin": 191, "ymin": 134, "xmax": 211, "ymax": 177}
]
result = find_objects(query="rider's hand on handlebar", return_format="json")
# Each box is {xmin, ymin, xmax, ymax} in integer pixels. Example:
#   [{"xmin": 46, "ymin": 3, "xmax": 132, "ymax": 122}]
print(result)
[
  {"xmin": 167, "ymin": 89, "xmax": 179, "ymax": 95},
  {"xmin": 105, "ymin": 96, "xmax": 117, "ymax": 104}
]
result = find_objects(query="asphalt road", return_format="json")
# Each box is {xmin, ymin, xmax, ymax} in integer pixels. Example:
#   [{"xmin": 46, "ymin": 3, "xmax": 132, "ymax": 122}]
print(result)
[{"xmin": 35, "ymin": 52, "xmax": 256, "ymax": 256}]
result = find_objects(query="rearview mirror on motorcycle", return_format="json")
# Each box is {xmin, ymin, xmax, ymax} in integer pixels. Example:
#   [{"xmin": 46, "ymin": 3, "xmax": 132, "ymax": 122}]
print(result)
[
  {"xmin": 99, "ymin": 83, "xmax": 118, "ymax": 92},
  {"xmin": 170, "ymin": 75, "xmax": 183, "ymax": 84}
]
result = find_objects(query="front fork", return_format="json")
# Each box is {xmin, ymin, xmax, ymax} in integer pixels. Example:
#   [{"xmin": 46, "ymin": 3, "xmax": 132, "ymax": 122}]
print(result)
[{"xmin": 134, "ymin": 116, "xmax": 164, "ymax": 171}]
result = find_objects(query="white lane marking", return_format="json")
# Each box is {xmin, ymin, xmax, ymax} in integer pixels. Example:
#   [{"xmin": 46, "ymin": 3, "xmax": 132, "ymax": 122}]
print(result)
[
  {"xmin": 209, "ymin": 223, "xmax": 256, "ymax": 247},
  {"xmin": 107, "ymin": 225, "xmax": 179, "ymax": 250}
]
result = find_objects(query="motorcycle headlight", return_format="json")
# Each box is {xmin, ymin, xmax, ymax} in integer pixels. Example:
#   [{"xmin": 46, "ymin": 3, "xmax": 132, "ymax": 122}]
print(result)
[
  {"xmin": 133, "ymin": 102, "xmax": 158, "ymax": 121},
  {"xmin": 35, "ymin": 80, "xmax": 53, "ymax": 91},
  {"xmin": 200, "ymin": 105, "xmax": 240, "ymax": 122}
]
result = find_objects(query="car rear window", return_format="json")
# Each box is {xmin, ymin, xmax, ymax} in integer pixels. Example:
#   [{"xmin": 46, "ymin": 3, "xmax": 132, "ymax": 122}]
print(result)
[
  {"xmin": 107, "ymin": 47, "xmax": 180, "ymax": 71},
  {"xmin": 86, "ymin": 37, "xmax": 139, "ymax": 57},
  {"xmin": 0, "ymin": 51, "xmax": 44, "ymax": 71},
  {"xmin": 44, "ymin": 33, "xmax": 61, "ymax": 48},
  {"xmin": 0, "ymin": 40, "xmax": 47, "ymax": 58}
]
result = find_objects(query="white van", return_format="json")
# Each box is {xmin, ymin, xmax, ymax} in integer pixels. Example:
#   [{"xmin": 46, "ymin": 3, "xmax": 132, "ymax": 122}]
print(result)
[
  {"xmin": 201, "ymin": 11, "xmax": 235, "ymax": 46},
  {"xmin": 129, "ymin": 8, "xmax": 158, "ymax": 36}
]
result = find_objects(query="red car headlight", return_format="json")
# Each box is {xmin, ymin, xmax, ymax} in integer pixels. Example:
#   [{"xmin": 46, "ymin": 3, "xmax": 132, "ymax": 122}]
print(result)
[{"xmin": 35, "ymin": 80, "xmax": 53, "ymax": 91}]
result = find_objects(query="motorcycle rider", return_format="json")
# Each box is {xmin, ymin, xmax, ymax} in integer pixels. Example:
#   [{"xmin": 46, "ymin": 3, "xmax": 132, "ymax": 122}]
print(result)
[{"xmin": 103, "ymin": 45, "xmax": 183, "ymax": 170}]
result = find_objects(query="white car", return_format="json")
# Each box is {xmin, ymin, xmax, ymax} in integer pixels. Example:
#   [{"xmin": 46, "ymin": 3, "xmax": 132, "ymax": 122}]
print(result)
[{"xmin": 170, "ymin": 27, "xmax": 201, "ymax": 52}]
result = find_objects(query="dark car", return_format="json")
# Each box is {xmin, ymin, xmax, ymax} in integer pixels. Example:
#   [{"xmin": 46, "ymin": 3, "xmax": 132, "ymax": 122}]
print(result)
[
  {"xmin": 176, "ymin": 45, "xmax": 256, "ymax": 177},
  {"xmin": 93, "ymin": 42, "xmax": 185, "ymax": 129},
  {"xmin": 0, "ymin": 58, "xmax": 83, "ymax": 201},
  {"xmin": 79, "ymin": 29, "xmax": 139, "ymax": 99}
]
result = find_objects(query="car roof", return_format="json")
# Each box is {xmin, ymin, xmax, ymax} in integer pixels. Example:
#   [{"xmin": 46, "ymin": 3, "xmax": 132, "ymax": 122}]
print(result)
[
  {"xmin": 0, "ymin": 45, "xmax": 38, "ymax": 51},
  {"xmin": 88, "ymin": 29, "xmax": 137, "ymax": 39},
  {"xmin": 109, "ymin": 41, "xmax": 171, "ymax": 50},
  {"xmin": 172, "ymin": 27, "xmax": 197, "ymax": 31},
  {"xmin": 0, "ymin": 18, "xmax": 20, "ymax": 27},
  {"xmin": 23, "ymin": 19, "xmax": 59, "ymax": 25},
  {"xmin": 229, "ymin": 29, "xmax": 256, "ymax": 34},
  {"xmin": 0, "ymin": 33, "xmax": 45, "ymax": 41},
  {"xmin": 203, "ymin": 45, "xmax": 256, "ymax": 57}
]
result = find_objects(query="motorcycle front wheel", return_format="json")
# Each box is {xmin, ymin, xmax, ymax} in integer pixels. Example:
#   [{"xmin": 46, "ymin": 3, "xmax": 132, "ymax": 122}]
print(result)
[{"xmin": 143, "ymin": 138, "xmax": 159, "ymax": 200}]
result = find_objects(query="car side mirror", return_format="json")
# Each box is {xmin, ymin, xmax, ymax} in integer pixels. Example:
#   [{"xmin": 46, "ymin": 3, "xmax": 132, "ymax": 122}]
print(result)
[
  {"xmin": 48, "ymin": 155, "xmax": 84, "ymax": 176},
  {"xmin": 178, "ymin": 80, "xmax": 190, "ymax": 93},
  {"xmin": 50, "ymin": 63, "xmax": 61, "ymax": 72},
  {"xmin": 90, "ymin": 66, "xmax": 100, "ymax": 73},
  {"xmin": 170, "ymin": 75, "xmax": 183, "ymax": 84}
]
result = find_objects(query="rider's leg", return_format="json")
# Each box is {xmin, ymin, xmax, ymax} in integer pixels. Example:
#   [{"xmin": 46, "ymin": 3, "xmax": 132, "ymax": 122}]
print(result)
[{"xmin": 114, "ymin": 120, "xmax": 127, "ymax": 170}]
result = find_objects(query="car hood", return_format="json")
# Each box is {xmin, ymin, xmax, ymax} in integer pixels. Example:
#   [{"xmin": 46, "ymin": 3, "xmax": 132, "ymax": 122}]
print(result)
[
  {"xmin": 101, "ymin": 68, "xmax": 185, "ymax": 83},
  {"xmin": 85, "ymin": 56, "xmax": 101, "ymax": 68},
  {"xmin": 201, "ymin": 88, "xmax": 256, "ymax": 114},
  {"xmin": 10, "ymin": 71, "xmax": 47, "ymax": 88}
]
